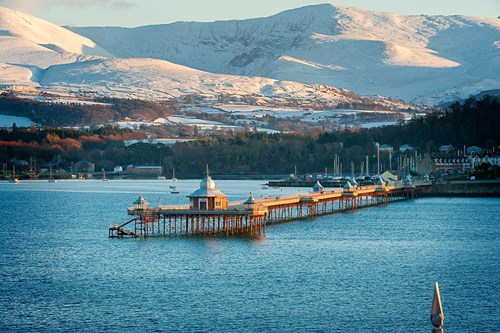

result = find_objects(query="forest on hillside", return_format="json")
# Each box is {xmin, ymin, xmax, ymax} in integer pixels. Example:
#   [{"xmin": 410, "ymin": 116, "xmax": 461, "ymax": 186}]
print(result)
[
  {"xmin": 0, "ymin": 96, "xmax": 498, "ymax": 176},
  {"xmin": 0, "ymin": 94, "xmax": 176, "ymax": 126},
  {"xmin": 168, "ymin": 96, "xmax": 499, "ymax": 175}
]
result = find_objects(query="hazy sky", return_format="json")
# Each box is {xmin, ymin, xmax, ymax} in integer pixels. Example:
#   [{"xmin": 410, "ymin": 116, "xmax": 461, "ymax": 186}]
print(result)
[{"xmin": 1, "ymin": 0, "xmax": 499, "ymax": 27}]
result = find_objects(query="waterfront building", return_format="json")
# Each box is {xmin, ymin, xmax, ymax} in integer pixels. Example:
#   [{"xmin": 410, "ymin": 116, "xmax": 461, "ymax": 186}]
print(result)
[
  {"xmin": 433, "ymin": 157, "xmax": 471, "ymax": 174},
  {"xmin": 126, "ymin": 165, "xmax": 162, "ymax": 176},
  {"xmin": 187, "ymin": 173, "xmax": 228, "ymax": 210},
  {"xmin": 471, "ymin": 154, "xmax": 500, "ymax": 168}
]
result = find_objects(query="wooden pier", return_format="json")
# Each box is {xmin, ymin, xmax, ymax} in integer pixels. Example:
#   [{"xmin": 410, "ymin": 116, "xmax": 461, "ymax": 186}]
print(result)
[{"xmin": 109, "ymin": 175, "xmax": 430, "ymax": 238}]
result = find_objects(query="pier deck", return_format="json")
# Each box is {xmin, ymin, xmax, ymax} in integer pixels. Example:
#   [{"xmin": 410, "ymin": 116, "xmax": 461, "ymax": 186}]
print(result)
[{"xmin": 110, "ymin": 181, "xmax": 430, "ymax": 238}]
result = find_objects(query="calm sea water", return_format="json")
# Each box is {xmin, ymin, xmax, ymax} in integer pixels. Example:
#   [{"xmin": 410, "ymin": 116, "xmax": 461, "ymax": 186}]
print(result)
[{"xmin": 0, "ymin": 180, "xmax": 498, "ymax": 332}]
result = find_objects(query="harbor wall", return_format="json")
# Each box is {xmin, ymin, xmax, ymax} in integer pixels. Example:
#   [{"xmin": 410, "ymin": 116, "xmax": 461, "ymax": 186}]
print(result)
[{"xmin": 422, "ymin": 180, "xmax": 500, "ymax": 197}]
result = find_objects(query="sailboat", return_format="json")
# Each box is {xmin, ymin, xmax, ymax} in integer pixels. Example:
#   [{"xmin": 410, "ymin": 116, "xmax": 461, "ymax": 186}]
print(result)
[
  {"xmin": 102, "ymin": 168, "xmax": 109, "ymax": 181},
  {"xmin": 9, "ymin": 165, "xmax": 20, "ymax": 183},
  {"xmin": 170, "ymin": 186, "xmax": 179, "ymax": 194},
  {"xmin": 48, "ymin": 166, "xmax": 57, "ymax": 183},
  {"xmin": 27, "ymin": 156, "xmax": 39, "ymax": 179},
  {"xmin": 171, "ymin": 167, "xmax": 178, "ymax": 181}
]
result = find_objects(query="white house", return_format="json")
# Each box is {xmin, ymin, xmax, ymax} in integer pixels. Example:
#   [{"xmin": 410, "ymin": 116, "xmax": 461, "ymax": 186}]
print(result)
[
  {"xmin": 399, "ymin": 144, "xmax": 414, "ymax": 153},
  {"xmin": 379, "ymin": 144, "xmax": 394, "ymax": 152}
]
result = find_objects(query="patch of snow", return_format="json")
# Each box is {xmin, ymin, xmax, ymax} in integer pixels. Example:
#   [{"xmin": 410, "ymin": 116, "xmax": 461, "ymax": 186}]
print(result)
[{"xmin": 361, "ymin": 121, "xmax": 399, "ymax": 128}]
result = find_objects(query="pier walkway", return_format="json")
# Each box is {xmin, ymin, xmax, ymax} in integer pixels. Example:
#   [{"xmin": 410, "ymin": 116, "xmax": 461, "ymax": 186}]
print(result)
[{"xmin": 110, "ymin": 177, "xmax": 430, "ymax": 238}]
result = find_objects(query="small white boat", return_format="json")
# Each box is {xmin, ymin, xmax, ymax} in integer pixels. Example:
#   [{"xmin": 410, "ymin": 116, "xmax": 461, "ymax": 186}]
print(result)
[
  {"xmin": 9, "ymin": 178, "xmax": 21, "ymax": 183},
  {"xmin": 170, "ymin": 186, "xmax": 179, "ymax": 194},
  {"xmin": 157, "ymin": 176, "xmax": 166, "ymax": 180},
  {"xmin": 48, "ymin": 179, "xmax": 57, "ymax": 183},
  {"xmin": 171, "ymin": 168, "xmax": 178, "ymax": 181}
]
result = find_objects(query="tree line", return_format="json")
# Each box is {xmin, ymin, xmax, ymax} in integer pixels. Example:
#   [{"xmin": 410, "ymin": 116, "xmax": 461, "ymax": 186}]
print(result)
[
  {"xmin": 0, "ymin": 95, "xmax": 498, "ymax": 176},
  {"xmin": 0, "ymin": 93, "xmax": 176, "ymax": 126},
  {"xmin": 168, "ymin": 96, "xmax": 499, "ymax": 175}
]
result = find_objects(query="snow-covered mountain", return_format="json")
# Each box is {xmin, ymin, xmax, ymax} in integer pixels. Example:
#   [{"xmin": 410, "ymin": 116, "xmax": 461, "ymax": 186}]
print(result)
[
  {"xmin": 71, "ymin": 4, "xmax": 500, "ymax": 104},
  {"xmin": 1, "ymin": 4, "xmax": 498, "ymax": 108},
  {"xmin": 0, "ymin": 5, "xmax": 113, "ymax": 67},
  {"xmin": 0, "ymin": 4, "xmax": 410, "ymax": 113}
]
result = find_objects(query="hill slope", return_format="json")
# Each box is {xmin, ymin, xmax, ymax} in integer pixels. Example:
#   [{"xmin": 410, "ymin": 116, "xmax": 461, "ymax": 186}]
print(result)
[
  {"xmin": 0, "ymin": 5, "xmax": 113, "ymax": 67},
  {"xmin": 0, "ymin": 5, "xmax": 411, "ymax": 112},
  {"xmin": 38, "ymin": 57, "xmax": 408, "ymax": 110},
  {"xmin": 71, "ymin": 4, "xmax": 500, "ymax": 104}
]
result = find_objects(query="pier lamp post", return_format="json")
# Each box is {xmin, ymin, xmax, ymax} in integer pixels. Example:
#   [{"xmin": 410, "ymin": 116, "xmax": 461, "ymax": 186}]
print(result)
[
  {"xmin": 376, "ymin": 142, "xmax": 380, "ymax": 175},
  {"xmin": 430, "ymin": 281, "xmax": 444, "ymax": 333}
]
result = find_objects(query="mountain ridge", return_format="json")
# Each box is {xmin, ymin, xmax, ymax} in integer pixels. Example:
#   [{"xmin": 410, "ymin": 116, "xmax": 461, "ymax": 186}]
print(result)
[
  {"xmin": 0, "ymin": 4, "xmax": 414, "ymax": 114},
  {"xmin": 0, "ymin": 4, "xmax": 498, "ymax": 108},
  {"xmin": 70, "ymin": 3, "xmax": 500, "ymax": 104}
]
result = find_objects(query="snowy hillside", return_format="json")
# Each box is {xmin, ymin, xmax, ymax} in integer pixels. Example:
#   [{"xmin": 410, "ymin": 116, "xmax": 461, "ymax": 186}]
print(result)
[
  {"xmin": 0, "ymin": 4, "xmax": 413, "ymax": 114},
  {"xmin": 1, "ymin": 1, "xmax": 495, "ymax": 121},
  {"xmin": 71, "ymin": 4, "xmax": 500, "ymax": 104},
  {"xmin": 0, "ymin": 6, "xmax": 112, "ymax": 58},
  {"xmin": 0, "ymin": 5, "xmax": 113, "ymax": 89},
  {"xmin": 38, "ymin": 57, "xmax": 409, "ymax": 111}
]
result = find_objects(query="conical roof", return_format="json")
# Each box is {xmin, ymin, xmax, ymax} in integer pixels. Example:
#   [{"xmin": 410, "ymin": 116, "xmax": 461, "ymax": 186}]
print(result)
[
  {"xmin": 244, "ymin": 192, "xmax": 256, "ymax": 204},
  {"xmin": 133, "ymin": 194, "xmax": 148, "ymax": 205},
  {"xmin": 313, "ymin": 181, "xmax": 324, "ymax": 192},
  {"xmin": 343, "ymin": 181, "xmax": 354, "ymax": 190}
]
